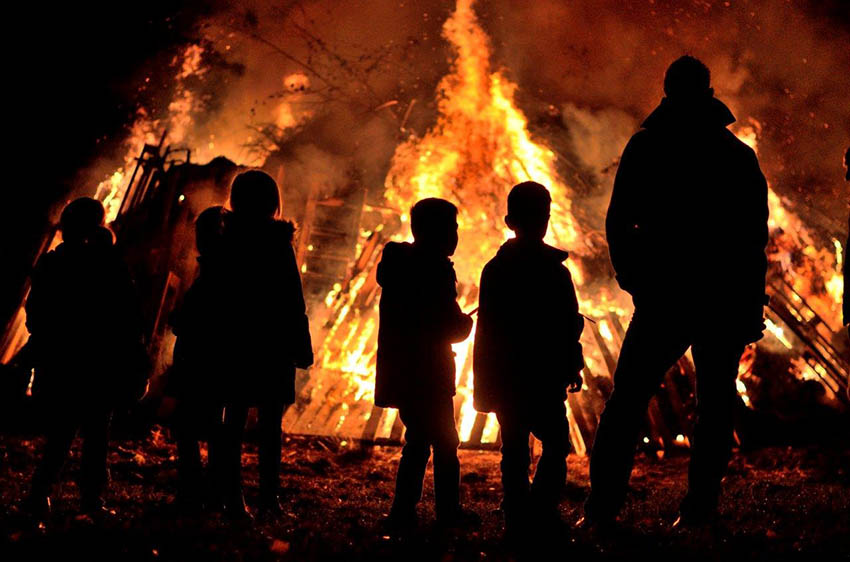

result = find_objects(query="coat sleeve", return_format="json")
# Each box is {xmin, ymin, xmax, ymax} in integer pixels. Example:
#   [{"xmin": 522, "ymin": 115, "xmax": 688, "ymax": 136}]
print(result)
[
  {"xmin": 443, "ymin": 301, "xmax": 473, "ymax": 344},
  {"xmin": 606, "ymin": 135, "xmax": 644, "ymax": 295},
  {"xmin": 114, "ymin": 253, "xmax": 144, "ymax": 342},
  {"xmin": 285, "ymin": 243, "xmax": 314, "ymax": 368},
  {"xmin": 472, "ymin": 263, "xmax": 501, "ymax": 412},
  {"xmin": 558, "ymin": 266, "xmax": 585, "ymax": 375},
  {"xmin": 741, "ymin": 148, "xmax": 770, "ymax": 327},
  {"xmin": 843, "ymin": 220, "xmax": 850, "ymax": 326},
  {"xmin": 24, "ymin": 255, "xmax": 50, "ymax": 338},
  {"xmin": 428, "ymin": 264, "xmax": 472, "ymax": 344}
]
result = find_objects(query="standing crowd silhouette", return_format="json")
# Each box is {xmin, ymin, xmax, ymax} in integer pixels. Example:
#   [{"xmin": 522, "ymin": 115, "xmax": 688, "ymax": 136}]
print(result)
[{"xmin": 17, "ymin": 56, "xmax": 850, "ymax": 542}]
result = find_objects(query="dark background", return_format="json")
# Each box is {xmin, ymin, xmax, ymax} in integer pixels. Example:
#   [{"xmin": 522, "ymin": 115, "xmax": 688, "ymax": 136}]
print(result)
[{"xmin": 2, "ymin": 2, "xmax": 210, "ymax": 326}]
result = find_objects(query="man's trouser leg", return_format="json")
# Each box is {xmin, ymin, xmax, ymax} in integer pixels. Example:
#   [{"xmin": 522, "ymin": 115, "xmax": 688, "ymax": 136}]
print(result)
[
  {"xmin": 586, "ymin": 309, "xmax": 689, "ymax": 520},
  {"xmin": 531, "ymin": 400, "xmax": 570, "ymax": 514},
  {"xmin": 31, "ymin": 414, "xmax": 77, "ymax": 499},
  {"xmin": 258, "ymin": 401, "xmax": 286, "ymax": 501},
  {"xmin": 430, "ymin": 397, "xmax": 461, "ymax": 519},
  {"xmin": 391, "ymin": 404, "xmax": 432, "ymax": 517},
  {"xmin": 683, "ymin": 341, "xmax": 744, "ymax": 515},
  {"xmin": 175, "ymin": 401, "xmax": 204, "ymax": 503},
  {"xmin": 78, "ymin": 408, "xmax": 110, "ymax": 504}
]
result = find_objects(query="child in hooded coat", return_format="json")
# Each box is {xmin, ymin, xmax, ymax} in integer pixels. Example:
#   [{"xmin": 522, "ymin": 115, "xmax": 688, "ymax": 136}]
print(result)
[
  {"xmin": 375, "ymin": 198, "xmax": 474, "ymax": 529},
  {"xmin": 24, "ymin": 197, "xmax": 145, "ymax": 517},
  {"xmin": 473, "ymin": 182, "xmax": 584, "ymax": 535},
  {"xmin": 213, "ymin": 170, "xmax": 313, "ymax": 517}
]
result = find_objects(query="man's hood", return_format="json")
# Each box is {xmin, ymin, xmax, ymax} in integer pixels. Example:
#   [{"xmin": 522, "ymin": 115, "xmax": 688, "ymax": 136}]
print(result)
[
  {"xmin": 642, "ymin": 96, "xmax": 735, "ymax": 130},
  {"xmin": 495, "ymin": 238, "xmax": 569, "ymax": 264}
]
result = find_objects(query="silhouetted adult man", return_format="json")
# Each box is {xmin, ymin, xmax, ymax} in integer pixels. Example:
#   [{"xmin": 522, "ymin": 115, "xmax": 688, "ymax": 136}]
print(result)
[
  {"xmin": 843, "ymin": 147, "xmax": 848, "ymax": 333},
  {"xmin": 584, "ymin": 56, "xmax": 769, "ymax": 527}
]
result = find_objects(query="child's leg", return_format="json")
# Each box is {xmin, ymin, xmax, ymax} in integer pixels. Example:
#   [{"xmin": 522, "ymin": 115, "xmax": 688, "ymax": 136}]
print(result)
[
  {"xmin": 205, "ymin": 401, "xmax": 226, "ymax": 506},
  {"xmin": 496, "ymin": 408, "xmax": 531, "ymax": 526},
  {"xmin": 392, "ymin": 404, "xmax": 431, "ymax": 518},
  {"xmin": 257, "ymin": 400, "xmax": 285, "ymax": 502},
  {"xmin": 220, "ymin": 403, "xmax": 250, "ymax": 507},
  {"xmin": 530, "ymin": 400, "xmax": 569, "ymax": 513},
  {"xmin": 430, "ymin": 396, "xmax": 460, "ymax": 519}
]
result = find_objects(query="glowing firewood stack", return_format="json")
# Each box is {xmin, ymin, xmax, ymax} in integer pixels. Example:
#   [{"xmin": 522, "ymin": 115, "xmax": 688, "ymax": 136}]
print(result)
[
  {"xmin": 765, "ymin": 276, "xmax": 849, "ymax": 403},
  {"xmin": 286, "ymin": 224, "xmax": 702, "ymax": 455}
]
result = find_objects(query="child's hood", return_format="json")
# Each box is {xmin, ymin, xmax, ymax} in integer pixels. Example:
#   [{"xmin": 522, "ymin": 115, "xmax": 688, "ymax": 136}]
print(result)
[
  {"xmin": 376, "ymin": 241, "xmax": 416, "ymax": 288},
  {"xmin": 222, "ymin": 213, "xmax": 296, "ymax": 246}
]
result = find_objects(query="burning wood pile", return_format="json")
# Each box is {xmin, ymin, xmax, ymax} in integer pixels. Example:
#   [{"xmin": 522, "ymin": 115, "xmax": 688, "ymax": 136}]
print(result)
[
  {"xmin": 285, "ymin": 0, "xmax": 849, "ymax": 452},
  {"xmin": 1, "ymin": 0, "xmax": 847, "ymax": 454}
]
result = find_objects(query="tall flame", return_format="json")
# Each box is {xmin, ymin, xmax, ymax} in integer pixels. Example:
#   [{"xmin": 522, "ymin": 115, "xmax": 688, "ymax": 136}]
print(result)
[
  {"xmin": 317, "ymin": 0, "xmax": 623, "ymax": 444},
  {"xmin": 385, "ymin": 0, "xmax": 580, "ymax": 285}
]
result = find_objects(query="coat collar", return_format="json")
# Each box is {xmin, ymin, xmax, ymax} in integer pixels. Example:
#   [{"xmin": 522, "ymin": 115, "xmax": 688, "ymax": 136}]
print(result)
[
  {"xmin": 642, "ymin": 96, "xmax": 736, "ymax": 130},
  {"xmin": 497, "ymin": 238, "xmax": 569, "ymax": 263}
]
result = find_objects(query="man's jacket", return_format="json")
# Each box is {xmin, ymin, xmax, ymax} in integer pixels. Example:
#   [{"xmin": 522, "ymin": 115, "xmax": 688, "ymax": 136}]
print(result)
[{"xmin": 606, "ymin": 96, "xmax": 769, "ymax": 343}]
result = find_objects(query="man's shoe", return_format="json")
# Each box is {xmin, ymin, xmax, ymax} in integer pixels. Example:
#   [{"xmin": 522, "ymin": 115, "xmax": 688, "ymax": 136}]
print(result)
[
  {"xmin": 222, "ymin": 494, "xmax": 253, "ymax": 523},
  {"xmin": 176, "ymin": 487, "xmax": 205, "ymax": 515},
  {"xmin": 23, "ymin": 494, "xmax": 52, "ymax": 521},
  {"xmin": 81, "ymin": 495, "xmax": 106, "ymax": 512},
  {"xmin": 256, "ymin": 495, "xmax": 284, "ymax": 517},
  {"xmin": 673, "ymin": 495, "xmax": 719, "ymax": 529},
  {"xmin": 575, "ymin": 513, "xmax": 618, "ymax": 534},
  {"xmin": 381, "ymin": 509, "xmax": 417, "ymax": 537},
  {"xmin": 532, "ymin": 506, "xmax": 567, "ymax": 536},
  {"xmin": 672, "ymin": 508, "xmax": 718, "ymax": 530},
  {"xmin": 436, "ymin": 507, "xmax": 481, "ymax": 530},
  {"xmin": 79, "ymin": 496, "xmax": 111, "ymax": 523}
]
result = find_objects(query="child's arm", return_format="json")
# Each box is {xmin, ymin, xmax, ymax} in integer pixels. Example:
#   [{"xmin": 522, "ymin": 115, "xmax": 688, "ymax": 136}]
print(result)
[
  {"xmin": 560, "ymin": 266, "xmax": 585, "ymax": 391},
  {"xmin": 445, "ymin": 301, "xmax": 473, "ymax": 343},
  {"xmin": 24, "ymin": 254, "xmax": 52, "ymax": 338},
  {"xmin": 284, "ymin": 243, "xmax": 314, "ymax": 369},
  {"xmin": 426, "ymin": 264, "xmax": 472, "ymax": 343}
]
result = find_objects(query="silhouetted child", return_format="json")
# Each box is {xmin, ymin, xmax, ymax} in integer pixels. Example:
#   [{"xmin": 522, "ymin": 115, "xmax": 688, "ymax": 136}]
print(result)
[
  {"xmin": 473, "ymin": 182, "xmax": 584, "ymax": 536},
  {"xmin": 375, "ymin": 198, "xmax": 474, "ymax": 530},
  {"xmin": 215, "ymin": 170, "xmax": 313, "ymax": 519},
  {"xmin": 24, "ymin": 197, "xmax": 145, "ymax": 518},
  {"xmin": 168, "ymin": 205, "xmax": 228, "ymax": 512}
]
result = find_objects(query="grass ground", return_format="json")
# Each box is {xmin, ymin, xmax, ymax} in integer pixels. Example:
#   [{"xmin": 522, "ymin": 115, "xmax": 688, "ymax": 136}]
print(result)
[{"xmin": 1, "ymin": 429, "xmax": 849, "ymax": 561}]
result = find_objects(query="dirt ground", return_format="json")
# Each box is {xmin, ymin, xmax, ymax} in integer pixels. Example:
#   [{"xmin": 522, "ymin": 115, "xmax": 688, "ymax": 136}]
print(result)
[{"xmin": 1, "ymin": 429, "xmax": 848, "ymax": 561}]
